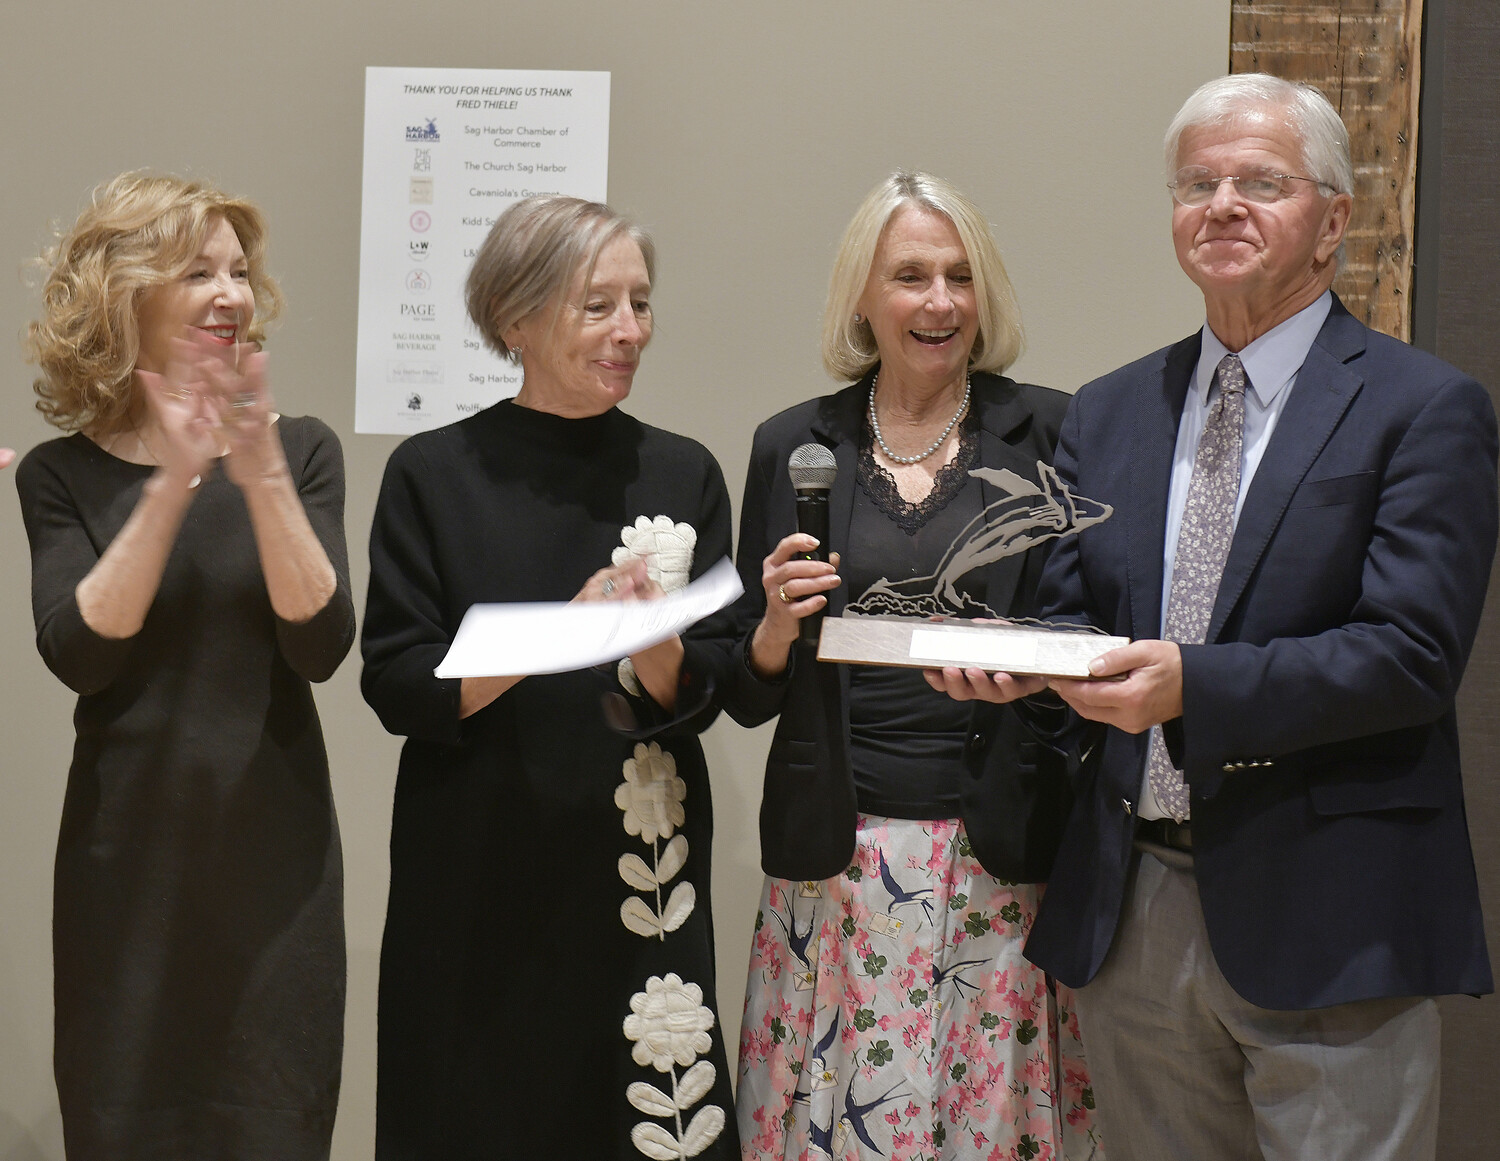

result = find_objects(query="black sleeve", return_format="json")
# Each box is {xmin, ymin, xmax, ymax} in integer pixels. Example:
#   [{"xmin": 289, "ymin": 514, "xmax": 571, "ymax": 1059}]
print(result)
[
  {"xmin": 360, "ymin": 439, "xmax": 465, "ymax": 744},
  {"xmin": 16, "ymin": 446, "xmax": 135, "ymax": 695},
  {"xmin": 709, "ymin": 423, "xmax": 797, "ymax": 728},
  {"xmin": 272, "ymin": 417, "xmax": 356, "ymax": 683}
]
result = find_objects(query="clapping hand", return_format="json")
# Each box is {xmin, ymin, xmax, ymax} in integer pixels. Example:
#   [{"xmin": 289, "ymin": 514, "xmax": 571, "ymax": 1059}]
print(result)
[
  {"xmin": 134, "ymin": 335, "xmax": 223, "ymax": 484},
  {"xmin": 197, "ymin": 338, "xmax": 287, "ymax": 488}
]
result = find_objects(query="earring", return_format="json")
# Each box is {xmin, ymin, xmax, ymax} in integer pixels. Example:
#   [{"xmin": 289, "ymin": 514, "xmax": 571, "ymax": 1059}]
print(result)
[
  {"xmin": 853, "ymin": 314, "xmax": 863, "ymax": 324},
  {"xmin": 509, "ymin": 346, "xmax": 522, "ymax": 357}
]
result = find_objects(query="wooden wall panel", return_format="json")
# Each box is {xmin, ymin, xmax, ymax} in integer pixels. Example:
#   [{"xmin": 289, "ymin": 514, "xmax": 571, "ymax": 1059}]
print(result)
[
  {"xmin": 1425, "ymin": 0, "xmax": 1500, "ymax": 1153},
  {"xmin": 1230, "ymin": 0, "xmax": 1422, "ymax": 339}
]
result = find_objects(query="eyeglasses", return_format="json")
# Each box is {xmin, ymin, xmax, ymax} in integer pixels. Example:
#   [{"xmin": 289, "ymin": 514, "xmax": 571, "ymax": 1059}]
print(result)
[{"xmin": 1168, "ymin": 167, "xmax": 1337, "ymax": 207}]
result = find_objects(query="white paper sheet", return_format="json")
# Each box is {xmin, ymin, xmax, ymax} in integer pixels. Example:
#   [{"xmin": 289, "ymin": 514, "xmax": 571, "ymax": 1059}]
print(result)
[{"xmin": 434, "ymin": 557, "xmax": 743, "ymax": 679}]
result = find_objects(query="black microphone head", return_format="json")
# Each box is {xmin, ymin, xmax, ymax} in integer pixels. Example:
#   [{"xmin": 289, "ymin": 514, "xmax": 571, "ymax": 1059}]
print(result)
[{"xmin": 788, "ymin": 443, "xmax": 837, "ymax": 493}]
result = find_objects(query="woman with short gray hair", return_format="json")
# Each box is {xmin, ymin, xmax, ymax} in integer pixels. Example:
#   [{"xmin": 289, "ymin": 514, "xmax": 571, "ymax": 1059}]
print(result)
[{"xmin": 362, "ymin": 195, "xmax": 739, "ymax": 1159}]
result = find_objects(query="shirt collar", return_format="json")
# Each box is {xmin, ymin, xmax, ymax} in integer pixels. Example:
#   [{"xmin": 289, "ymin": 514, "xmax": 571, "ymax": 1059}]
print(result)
[{"xmin": 1194, "ymin": 291, "xmax": 1332, "ymax": 408}]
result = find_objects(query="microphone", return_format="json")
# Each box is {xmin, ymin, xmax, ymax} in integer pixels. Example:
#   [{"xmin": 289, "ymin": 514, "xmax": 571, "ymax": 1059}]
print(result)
[{"xmin": 787, "ymin": 444, "xmax": 837, "ymax": 643}]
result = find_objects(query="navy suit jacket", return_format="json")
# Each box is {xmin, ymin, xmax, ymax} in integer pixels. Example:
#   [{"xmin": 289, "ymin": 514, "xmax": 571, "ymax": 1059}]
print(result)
[
  {"xmin": 1024, "ymin": 298, "xmax": 1498, "ymax": 1009},
  {"xmin": 713, "ymin": 372, "xmax": 1075, "ymax": 882}
]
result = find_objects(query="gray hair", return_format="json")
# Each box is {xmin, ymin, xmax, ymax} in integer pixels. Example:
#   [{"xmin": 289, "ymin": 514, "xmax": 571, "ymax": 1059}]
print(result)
[
  {"xmin": 465, "ymin": 195, "xmax": 655, "ymax": 362},
  {"xmin": 821, "ymin": 170, "xmax": 1024, "ymax": 382},
  {"xmin": 1164, "ymin": 73, "xmax": 1354, "ymax": 196}
]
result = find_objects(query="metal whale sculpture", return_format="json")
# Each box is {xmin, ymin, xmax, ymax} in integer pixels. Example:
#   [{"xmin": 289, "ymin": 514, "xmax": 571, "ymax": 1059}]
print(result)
[{"xmin": 848, "ymin": 461, "xmax": 1114, "ymax": 618}]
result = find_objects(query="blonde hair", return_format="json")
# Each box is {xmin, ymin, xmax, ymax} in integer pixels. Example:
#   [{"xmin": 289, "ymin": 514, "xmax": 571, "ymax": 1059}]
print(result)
[
  {"xmin": 822, "ymin": 170, "xmax": 1024, "ymax": 382},
  {"xmin": 465, "ymin": 196, "xmax": 655, "ymax": 361},
  {"xmin": 25, "ymin": 172, "xmax": 283, "ymax": 433}
]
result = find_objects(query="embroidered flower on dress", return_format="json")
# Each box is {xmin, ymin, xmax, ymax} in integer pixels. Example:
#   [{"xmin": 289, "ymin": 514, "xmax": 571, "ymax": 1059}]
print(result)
[
  {"xmin": 623, "ymin": 972, "xmax": 716, "ymax": 1072},
  {"xmin": 615, "ymin": 743, "xmax": 687, "ymax": 843},
  {"xmin": 608, "ymin": 580, "xmax": 724, "ymax": 1157},
  {"xmin": 614, "ymin": 516, "xmax": 697, "ymax": 694},
  {"xmin": 614, "ymin": 515, "xmax": 697, "ymax": 590}
]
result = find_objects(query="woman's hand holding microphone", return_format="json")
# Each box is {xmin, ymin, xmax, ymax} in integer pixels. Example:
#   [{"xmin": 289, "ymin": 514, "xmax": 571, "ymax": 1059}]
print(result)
[{"xmin": 748, "ymin": 533, "xmax": 841, "ymax": 680}]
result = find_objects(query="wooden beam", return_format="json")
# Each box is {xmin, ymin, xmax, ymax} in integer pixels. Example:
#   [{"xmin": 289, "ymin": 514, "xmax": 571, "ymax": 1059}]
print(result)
[{"xmin": 1230, "ymin": 0, "xmax": 1424, "ymax": 340}]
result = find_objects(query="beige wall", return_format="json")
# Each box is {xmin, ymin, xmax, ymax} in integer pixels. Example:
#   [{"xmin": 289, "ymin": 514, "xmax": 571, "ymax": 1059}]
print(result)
[{"xmin": 0, "ymin": 3, "xmax": 1227, "ymax": 1156}]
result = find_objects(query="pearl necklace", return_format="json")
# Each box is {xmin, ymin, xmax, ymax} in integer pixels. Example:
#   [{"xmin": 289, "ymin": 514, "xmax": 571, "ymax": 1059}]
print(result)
[{"xmin": 868, "ymin": 372, "xmax": 971, "ymax": 465}]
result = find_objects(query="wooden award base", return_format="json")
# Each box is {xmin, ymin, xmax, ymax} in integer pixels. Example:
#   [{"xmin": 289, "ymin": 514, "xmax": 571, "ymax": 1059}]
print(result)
[{"xmin": 816, "ymin": 614, "xmax": 1129, "ymax": 679}]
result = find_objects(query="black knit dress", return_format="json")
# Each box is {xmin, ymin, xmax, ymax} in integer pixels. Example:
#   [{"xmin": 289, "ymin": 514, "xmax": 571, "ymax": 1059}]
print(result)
[
  {"xmin": 16, "ymin": 417, "xmax": 355, "ymax": 1161},
  {"xmin": 361, "ymin": 399, "xmax": 740, "ymax": 1160}
]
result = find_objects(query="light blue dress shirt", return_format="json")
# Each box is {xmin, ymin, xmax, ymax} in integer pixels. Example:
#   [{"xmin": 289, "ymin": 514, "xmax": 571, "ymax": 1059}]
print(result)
[{"xmin": 1137, "ymin": 291, "xmax": 1333, "ymax": 821}]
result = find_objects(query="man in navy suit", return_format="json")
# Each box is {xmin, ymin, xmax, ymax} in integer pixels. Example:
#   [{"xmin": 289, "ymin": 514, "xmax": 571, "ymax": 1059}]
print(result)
[{"xmin": 928, "ymin": 74, "xmax": 1497, "ymax": 1159}]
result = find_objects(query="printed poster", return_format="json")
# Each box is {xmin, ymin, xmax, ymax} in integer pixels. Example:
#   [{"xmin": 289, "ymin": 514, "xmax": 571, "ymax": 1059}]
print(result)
[{"xmin": 355, "ymin": 66, "xmax": 610, "ymax": 433}]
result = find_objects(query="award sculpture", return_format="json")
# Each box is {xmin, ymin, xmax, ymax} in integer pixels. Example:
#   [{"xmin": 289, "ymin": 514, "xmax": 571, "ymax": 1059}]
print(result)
[{"xmin": 815, "ymin": 458, "xmax": 1127, "ymax": 677}]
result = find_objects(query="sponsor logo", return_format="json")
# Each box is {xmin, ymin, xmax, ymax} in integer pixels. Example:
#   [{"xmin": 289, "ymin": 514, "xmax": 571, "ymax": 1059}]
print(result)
[
  {"xmin": 408, "ymin": 239, "xmax": 431, "ymax": 262},
  {"xmin": 409, "ymin": 210, "xmax": 431, "ymax": 232},
  {"xmin": 405, "ymin": 270, "xmax": 431, "ymax": 293},
  {"xmin": 409, "ymin": 176, "xmax": 434, "ymax": 204},
  {"xmin": 387, "ymin": 359, "xmax": 443, "ymax": 386},
  {"xmin": 406, "ymin": 118, "xmax": 440, "ymax": 142},
  {"xmin": 412, "ymin": 147, "xmax": 431, "ymax": 173},
  {"xmin": 407, "ymin": 393, "xmax": 424, "ymax": 410}
]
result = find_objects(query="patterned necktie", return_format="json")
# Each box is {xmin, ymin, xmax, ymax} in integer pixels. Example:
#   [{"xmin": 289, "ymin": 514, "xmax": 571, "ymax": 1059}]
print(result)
[{"xmin": 1147, "ymin": 352, "xmax": 1247, "ymax": 822}]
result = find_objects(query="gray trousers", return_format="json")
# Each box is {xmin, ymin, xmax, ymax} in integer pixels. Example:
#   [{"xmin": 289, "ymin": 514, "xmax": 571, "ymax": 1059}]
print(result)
[{"xmin": 1074, "ymin": 843, "xmax": 1440, "ymax": 1161}]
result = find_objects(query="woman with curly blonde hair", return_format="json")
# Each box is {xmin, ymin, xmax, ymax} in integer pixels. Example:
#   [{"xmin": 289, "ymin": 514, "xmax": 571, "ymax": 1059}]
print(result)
[{"xmin": 15, "ymin": 172, "xmax": 353, "ymax": 1160}]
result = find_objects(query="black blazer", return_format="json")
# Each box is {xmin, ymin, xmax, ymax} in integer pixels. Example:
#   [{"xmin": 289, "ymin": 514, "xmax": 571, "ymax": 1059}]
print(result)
[
  {"xmin": 1025, "ymin": 298, "xmax": 1498, "ymax": 1009},
  {"xmin": 714, "ymin": 371, "xmax": 1073, "ymax": 882}
]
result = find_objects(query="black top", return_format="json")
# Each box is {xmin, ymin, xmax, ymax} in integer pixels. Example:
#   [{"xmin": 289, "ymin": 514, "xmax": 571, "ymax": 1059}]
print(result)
[
  {"xmin": 714, "ymin": 371, "xmax": 1077, "ymax": 882},
  {"xmin": 360, "ymin": 399, "xmax": 740, "ymax": 1161},
  {"xmin": 846, "ymin": 410, "xmax": 984, "ymax": 817},
  {"xmin": 16, "ymin": 419, "xmax": 355, "ymax": 1161}
]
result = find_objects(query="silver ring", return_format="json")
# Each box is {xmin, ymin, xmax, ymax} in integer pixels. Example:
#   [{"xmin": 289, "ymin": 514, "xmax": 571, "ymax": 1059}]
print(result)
[
  {"xmin": 232, "ymin": 393, "xmax": 256, "ymax": 410},
  {"xmin": 601, "ymin": 578, "xmax": 616, "ymax": 596},
  {"xmin": 777, "ymin": 584, "xmax": 791, "ymax": 604}
]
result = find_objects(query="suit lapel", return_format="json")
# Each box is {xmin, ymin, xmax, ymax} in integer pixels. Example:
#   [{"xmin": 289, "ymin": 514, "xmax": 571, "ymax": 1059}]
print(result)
[
  {"xmin": 1207, "ymin": 304, "xmax": 1366, "ymax": 640},
  {"xmin": 1128, "ymin": 336, "xmax": 1200, "ymax": 639}
]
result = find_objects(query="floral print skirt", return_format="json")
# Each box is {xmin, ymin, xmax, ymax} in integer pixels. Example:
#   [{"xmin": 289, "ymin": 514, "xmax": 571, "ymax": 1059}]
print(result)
[{"xmin": 737, "ymin": 815, "xmax": 1103, "ymax": 1161}]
